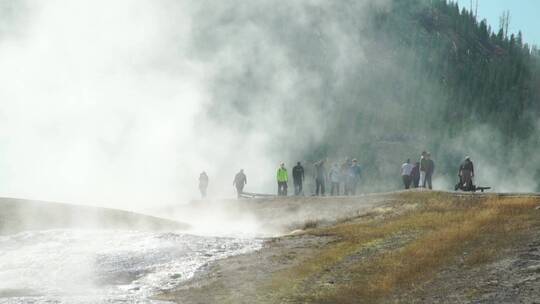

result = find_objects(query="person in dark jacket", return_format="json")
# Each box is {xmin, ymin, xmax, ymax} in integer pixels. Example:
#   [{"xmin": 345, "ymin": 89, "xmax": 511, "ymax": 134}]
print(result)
[
  {"xmin": 292, "ymin": 162, "xmax": 305, "ymax": 195},
  {"xmin": 410, "ymin": 162, "xmax": 420, "ymax": 188},
  {"xmin": 315, "ymin": 160, "xmax": 326, "ymax": 196},
  {"xmin": 424, "ymin": 152, "xmax": 435, "ymax": 190},
  {"xmin": 199, "ymin": 171, "xmax": 209, "ymax": 198},
  {"xmin": 458, "ymin": 156, "xmax": 474, "ymax": 190},
  {"xmin": 233, "ymin": 169, "xmax": 247, "ymax": 198}
]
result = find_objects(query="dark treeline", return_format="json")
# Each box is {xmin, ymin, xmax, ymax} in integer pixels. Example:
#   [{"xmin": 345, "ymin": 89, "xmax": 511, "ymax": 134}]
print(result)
[
  {"xmin": 304, "ymin": 0, "xmax": 540, "ymax": 191},
  {"xmin": 416, "ymin": 0, "xmax": 540, "ymax": 139}
]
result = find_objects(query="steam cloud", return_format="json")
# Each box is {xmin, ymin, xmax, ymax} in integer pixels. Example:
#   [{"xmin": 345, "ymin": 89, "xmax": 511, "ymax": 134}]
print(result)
[
  {"xmin": 0, "ymin": 0, "xmax": 383, "ymax": 210},
  {"xmin": 0, "ymin": 0, "xmax": 537, "ymax": 213}
]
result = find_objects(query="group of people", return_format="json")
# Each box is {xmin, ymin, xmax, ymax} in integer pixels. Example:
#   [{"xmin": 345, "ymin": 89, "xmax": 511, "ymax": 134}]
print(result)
[
  {"xmin": 400, "ymin": 152, "xmax": 478, "ymax": 191},
  {"xmin": 400, "ymin": 151, "xmax": 435, "ymax": 190},
  {"xmin": 274, "ymin": 159, "xmax": 362, "ymax": 197},
  {"xmin": 198, "ymin": 158, "xmax": 362, "ymax": 199},
  {"xmin": 198, "ymin": 153, "xmax": 476, "ymax": 198}
]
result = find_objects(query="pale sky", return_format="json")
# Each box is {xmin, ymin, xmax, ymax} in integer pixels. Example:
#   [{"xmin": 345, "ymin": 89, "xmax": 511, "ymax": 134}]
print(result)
[{"xmin": 454, "ymin": 0, "xmax": 540, "ymax": 47}]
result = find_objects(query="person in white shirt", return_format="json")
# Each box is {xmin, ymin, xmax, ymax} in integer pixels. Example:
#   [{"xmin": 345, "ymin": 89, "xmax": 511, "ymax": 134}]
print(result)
[
  {"xmin": 401, "ymin": 159, "xmax": 414, "ymax": 189},
  {"xmin": 419, "ymin": 151, "xmax": 427, "ymax": 188},
  {"xmin": 329, "ymin": 163, "xmax": 341, "ymax": 196}
]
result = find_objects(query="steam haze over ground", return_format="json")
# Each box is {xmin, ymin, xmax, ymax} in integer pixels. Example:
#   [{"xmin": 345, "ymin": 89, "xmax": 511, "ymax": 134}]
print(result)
[
  {"xmin": 0, "ymin": 0, "xmax": 539, "ymax": 213},
  {"xmin": 0, "ymin": 0, "xmax": 385, "ymax": 210},
  {"xmin": 1, "ymin": 1, "xmax": 540, "ymax": 303}
]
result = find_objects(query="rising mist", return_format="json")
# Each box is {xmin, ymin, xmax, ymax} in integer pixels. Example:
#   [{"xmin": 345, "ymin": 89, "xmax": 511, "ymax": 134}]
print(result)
[{"xmin": 0, "ymin": 0, "xmax": 539, "ymax": 213}]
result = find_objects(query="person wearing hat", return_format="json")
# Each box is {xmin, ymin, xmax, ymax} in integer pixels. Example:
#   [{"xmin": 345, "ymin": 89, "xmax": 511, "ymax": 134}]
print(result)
[
  {"xmin": 277, "ymin": 162, "xmax": 289, "ymax": 196},
  {"xmin": 458, "ymin": 156, "xmax": 474, "ymax": 190}
]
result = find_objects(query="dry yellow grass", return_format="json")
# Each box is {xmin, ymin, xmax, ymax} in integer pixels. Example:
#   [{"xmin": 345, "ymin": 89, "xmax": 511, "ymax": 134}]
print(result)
[{"xmin": 266, "ymin": 193, "xmax": 540, "ymax": 303}]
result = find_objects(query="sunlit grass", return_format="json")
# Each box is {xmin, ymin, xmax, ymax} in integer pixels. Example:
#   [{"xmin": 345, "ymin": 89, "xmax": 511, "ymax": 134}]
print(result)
[{"xmin": 266, "ymin": 193, "xmax": 540, "ymax": 303}]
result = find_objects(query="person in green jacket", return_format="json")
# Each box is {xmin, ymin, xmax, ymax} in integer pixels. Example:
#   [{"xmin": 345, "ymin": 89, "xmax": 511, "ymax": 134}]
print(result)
[{"xmin": 277, "ymin": 162, "xmax": 289, "ymax": 196}]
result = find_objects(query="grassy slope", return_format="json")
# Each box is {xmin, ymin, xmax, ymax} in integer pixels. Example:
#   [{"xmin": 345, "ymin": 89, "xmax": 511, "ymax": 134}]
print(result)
[
  {"xmin": 159, "ymin": 191, "xmax": 540, "ymax": 303},
  {"xmin": 267, "ymin": 192, "xmax": 540, "ymax": 303}
]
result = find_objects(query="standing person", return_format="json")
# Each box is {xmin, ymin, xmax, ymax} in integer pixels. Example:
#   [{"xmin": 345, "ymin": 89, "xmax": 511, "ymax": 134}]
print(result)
[
  {"xmin": 292, "ymin": 162, "xmax": 305, "ymax": 195},
  {"xmin": 199, "ymin": 171, "xmax": 209, "ymax": 198},
  {"xmin": 233, "ymin": 169, "xmax": 247, "ymax": 198},
  {"xmin": 349, "ymin": 159, "xmax": 362, "ymax": 195},
  {"xmin": 277, "ymin": 162, "xmax": 288, "ymax": 196},
  {"xmin": 419, "ymin": 151, "xmax": 428, "ymax": 188},
  {"xmin": 315, "ymin": 160, "xmax": 326, "ymax": 196},
  {"xmin": 401, "ymin": 159, "xmax": 413, "ymax": 189},
  {"xmin": 410, "ymin": 162, "xmax": 420, "ymax": 188},
  {"xmin": 329, "ymin": 163, "xmax": 341, "ymax": 196},
  {"xmin": 425, "ymin": 152, "xmax": 435, "ymax": 190},
  {"xmin": 458, "ymin": 156, "xmax": 474, "ymax": 190},
  {"xmin": 341, "ymin": 158, "xmax": 352, "ymax": 195}
]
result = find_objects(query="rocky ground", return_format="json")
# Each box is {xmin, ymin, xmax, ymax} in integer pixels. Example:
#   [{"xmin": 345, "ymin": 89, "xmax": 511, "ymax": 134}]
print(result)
[{"xmin": 157, "ymin": 234, "xmax": 334, "ymax": 304}]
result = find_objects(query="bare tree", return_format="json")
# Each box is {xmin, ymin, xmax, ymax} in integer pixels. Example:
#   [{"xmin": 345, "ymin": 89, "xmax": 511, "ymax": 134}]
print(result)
[{"xmin": 499, "ymin": 10, "xmax": 511, "ymax": 39}]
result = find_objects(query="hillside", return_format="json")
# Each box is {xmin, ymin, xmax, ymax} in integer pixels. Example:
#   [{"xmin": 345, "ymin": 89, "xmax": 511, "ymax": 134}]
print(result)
[
  {"xmin": 196, "ymin": 0, "xmax": 540, "ymax": 192},
  {"xmin": 157, "ymin": 191, "xmax": 540, "ymax": 303},
  {"xmin": 0, "ymin": 197, "xmax": 189, "ymax": 235},
  {"xmin": 325, "ymin": 0, "xmax": 540, "ymax": 191}
]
